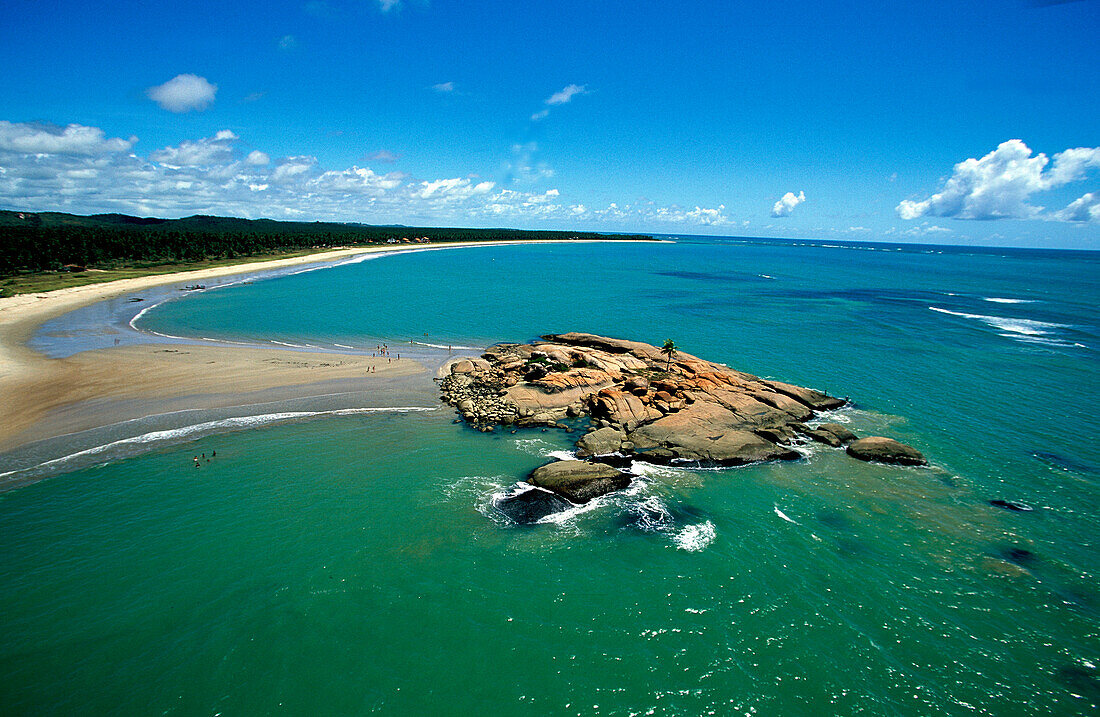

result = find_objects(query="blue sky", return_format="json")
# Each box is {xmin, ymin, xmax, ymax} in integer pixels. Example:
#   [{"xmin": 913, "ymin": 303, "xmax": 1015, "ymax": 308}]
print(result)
[{"xmin": 1, "ymin": 0, "xmax": 1098, "ymax": 248}]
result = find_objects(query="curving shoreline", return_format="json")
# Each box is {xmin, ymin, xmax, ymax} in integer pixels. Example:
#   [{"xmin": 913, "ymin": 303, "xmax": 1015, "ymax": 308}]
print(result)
[{"xmin": 0, "ymin": 240, "xmax": 630, "ymax": 478}]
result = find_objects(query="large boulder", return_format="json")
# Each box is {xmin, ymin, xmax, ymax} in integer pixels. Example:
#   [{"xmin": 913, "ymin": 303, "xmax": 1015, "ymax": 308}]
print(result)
[
  {"xmin": 627, "ymin": 401, "xmax": 800, "ymax": 465},
  {"xmin": 527, "ymin": 460, "xmax": 632, "ymax": 503},
  {"xmin": 761, "ymin": 379, "xmax": 846, "ymax": 411},
  {"xmin": 575, "ymin": 426, "xmax": 624, "ymax": 457},
  {"xmin": 846, "ymin": 437, "xmax": 926, "ymax": 466},
  {"xmin": 816, "ymin": 423, "xmax": 858, "ymax": 445},
  {"xmin": 494, "ymin": 487, "xmax": 572, "ymax": 524}
]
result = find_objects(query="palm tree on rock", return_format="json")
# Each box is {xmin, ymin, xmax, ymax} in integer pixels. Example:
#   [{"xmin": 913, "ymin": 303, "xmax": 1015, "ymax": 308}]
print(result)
[{"xmin": 661, "ymin": 339, "xmax": 678, "ymax": 372}]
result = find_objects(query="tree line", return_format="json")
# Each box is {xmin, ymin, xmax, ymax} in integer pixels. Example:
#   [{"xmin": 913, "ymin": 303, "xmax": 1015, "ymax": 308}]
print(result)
[{"xmin": 0, "ymin": 211, "xmax": 653, "ymax": 276}]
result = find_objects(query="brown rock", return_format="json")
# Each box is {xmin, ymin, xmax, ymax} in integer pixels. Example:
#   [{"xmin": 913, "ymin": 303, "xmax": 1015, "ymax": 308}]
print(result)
[
  {"xmin": 527, "ymin": 460, "xmax": 632, "ymax": 503},
  {"xmin": 846, "ymin": 437, "xmax": 926, "ymax": 466},
  {"xmin": 575, "ymin": 426, "xmax": 624, "ymax": 457},
  {"xmin": 761, "ymin": 379, "xmax": 846, "ymax": 411},
  {"xmin": 627, "ymin": 401, "xmax": 799, "ymax": 465},
  {"xmin": 816, "ymin": 423, "xmax": 858, "ymax": 445}
]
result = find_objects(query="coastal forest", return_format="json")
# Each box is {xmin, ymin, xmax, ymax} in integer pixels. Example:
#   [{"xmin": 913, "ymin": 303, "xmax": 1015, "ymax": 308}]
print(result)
[{"xmin": 0, "ymin": 210, "xmax": 651, "ymax": 276}]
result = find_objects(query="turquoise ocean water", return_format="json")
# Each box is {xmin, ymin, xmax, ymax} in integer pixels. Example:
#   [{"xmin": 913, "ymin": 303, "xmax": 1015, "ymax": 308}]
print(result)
[{"xmin": 2, "ymin": 237, "xmax": 1099, "ymax": 714}]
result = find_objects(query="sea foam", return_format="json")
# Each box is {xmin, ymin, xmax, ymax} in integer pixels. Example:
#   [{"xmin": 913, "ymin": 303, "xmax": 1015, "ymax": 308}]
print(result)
[{"xmin": 929, "ymin": 306, "xmax": 1070, "ymax": 339}]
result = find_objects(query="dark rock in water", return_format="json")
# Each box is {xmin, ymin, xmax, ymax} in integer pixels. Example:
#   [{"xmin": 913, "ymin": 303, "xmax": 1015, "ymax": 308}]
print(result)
[
  {"xmin": 589, "ymin": 453, "xmax": 634, "ymax": 469},
  {"xmin": 815, "ymin": 423, "xmax": 858, "ymax": 445},
  {"xmin": 990, "ymin": 499, "xmax": 1034, "ymax": 512},
  {"xmin": 1033, "ymin": 451, "xmax": 1099, "ymax": 475},
  {"xmin": 803, "ymin": 428, "xmax": 844, "ymax": 447},
  {"xmin": 998, "ymin": 546, "xmax": 1037, "ymax": 567},
  {"xmin": 494, "ymin": 487, "xmax": 572, "ymax": 524},
  {"xmin": 1057, "ymin": 664, "xmax": 1100, "ymax": 702},
  {"xmin": 816, "ymin": 509, "xmax": 852, "ymax": 531},
  {"xmin": 528, "ymin": 460, "xmax": 632, "ymax": 504},
  {"xmin": 575, "ymin": 426, "xmax": 623, "ymax": 457},
  {"xmin": 846, "ymin": 437, "xmax": 927, "ymax": 466}
]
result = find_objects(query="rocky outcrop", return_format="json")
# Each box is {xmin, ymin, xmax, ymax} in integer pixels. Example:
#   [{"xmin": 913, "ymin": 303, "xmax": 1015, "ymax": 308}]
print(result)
[
  {"xmin": 439, "ymin": 333, "xmax": 926, "ymax": 469},
  {"xmin": 493, "ymin": 487, "xmax": 573, "ymax": 524},
  {"xmin": 575, "ymin": 426, "xmax": 626, "ymax": 458},
  {"xmin": 846, "ymin": 436, "xmax": 927, "ymax": 466},
  {"xmin": 527, "ymin": 460, "xmax": 633, "ymax": 504}
]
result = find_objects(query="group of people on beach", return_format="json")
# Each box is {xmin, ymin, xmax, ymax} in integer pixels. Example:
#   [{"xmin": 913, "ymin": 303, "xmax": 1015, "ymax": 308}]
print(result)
[{"xmin": 374, "ymin": 344, "xmax": 400, "ymax": 364}]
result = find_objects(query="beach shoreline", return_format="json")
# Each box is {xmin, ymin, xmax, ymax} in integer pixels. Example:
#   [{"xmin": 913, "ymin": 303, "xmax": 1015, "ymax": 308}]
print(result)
[
  {"xmin": 0, "ymin": 241, "xmax": 525, "ymax": 478},
  {"xmin": 0, "ymin": 238, "xmax": 661, "ymax": 485}
]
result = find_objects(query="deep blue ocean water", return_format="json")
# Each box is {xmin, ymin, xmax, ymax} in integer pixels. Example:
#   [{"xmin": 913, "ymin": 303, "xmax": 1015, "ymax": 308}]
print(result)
[{"xmin": 2, "ymin": 237, "xmax": 1098, "ymax": 714}]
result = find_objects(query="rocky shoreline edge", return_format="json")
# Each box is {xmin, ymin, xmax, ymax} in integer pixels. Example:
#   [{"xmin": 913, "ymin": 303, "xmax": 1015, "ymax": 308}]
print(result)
[{"xmin": 437, "ymin": 333, "xmax": 926, "ymax": 523}]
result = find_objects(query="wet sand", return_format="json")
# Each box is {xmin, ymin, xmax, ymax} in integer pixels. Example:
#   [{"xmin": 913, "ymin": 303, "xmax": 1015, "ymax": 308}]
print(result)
[{"xmin": 0, "ymin": 246, "xmax": 431, "ymax": 454}]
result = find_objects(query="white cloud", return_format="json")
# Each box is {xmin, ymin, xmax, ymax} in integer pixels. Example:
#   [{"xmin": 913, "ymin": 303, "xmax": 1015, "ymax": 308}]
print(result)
[
  {"xmin": 546, "ymin": 84, "xmax": 587, "ymax": 105},
  {"xmin": 0, "ymin": 119, "xmax": 741, "ymax": 230},
  {"xmin": 531, "ymin": 84, "xmax": 588, "ymax": 121},
  {"xmin": 0, "ymin": 121, "xmax": 134, "ymax": 155},
  {"xmin": 432, "ymin": 82, "xmax": 455, "ymax": 93},
  {"xmin": 884, "ymin": 223, "xmax": 953, "ymax": 238},
  {"xmin": 897, "ymin": 139, "xmax": 1100, "ymax": 221},
  {"xmin": 378, "ymin": 0, "xmax": 400, "ymax": 10},
  {"xmin": 146, "ymin": 74, "xmax": 218, "ymax": 113},
  {"xmin": 507, "ymin": 142, "xmax": 553, "ymax": 183},
  {"xmin": 150, "ymin": 131, "xmax": 237, "ymax": 167},
  {"xmin": 771, "ymin": 190, "xmax": 805, "ymax": 217},
  {"xmin": 364, "ymin": 149, "xmax": 400, "ymax": 164},
  {"xmin": 1057, "ymin": 192, "xmax": 1100, "ymax": 222},
  {"xmin": 278, "ymin": 35, "xmax": 297, "ymax": 50},
  {"xmin": 272, "ymin": 156, "xmax": 318, "ymax": 182}
]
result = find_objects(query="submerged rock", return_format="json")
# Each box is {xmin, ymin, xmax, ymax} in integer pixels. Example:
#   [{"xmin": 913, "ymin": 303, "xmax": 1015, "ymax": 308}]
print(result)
[
  {"xmin": 846, "ymin": 436, "xmax": 927, "ymax": 466},
  {"xmin": 494, "ymin": 487, "xmax": 572, "ymax": 524},
  {"xmin": 989, "ymin": 499, "xmax": 1035, "ymax": 512},
  {"xmin": 527, "ymin": 460, "xmax": 633, "ymax": 504}
]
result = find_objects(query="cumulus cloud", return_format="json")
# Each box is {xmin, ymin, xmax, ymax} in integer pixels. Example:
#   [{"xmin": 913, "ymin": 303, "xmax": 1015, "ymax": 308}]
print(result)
[
  {"xmin": 150, "ymin": 131, "xmax": 238, "ymax": 167},
  {"xmin": 897, "ymin": 139, "xmax": 1100, "ymax": 221},
  {"xmin": 0, "ymin": 121, "xmax": 135, "ymax": 155},
  {"xmin": 1057, "ymin": 192, "xmax": 1100, "ymax": 222},
  {"xmin": 771, "ymin": 190, "xmax": 805, "ymax": 217},
  {"xmin": 146, "ymin": 74, "xmax": 218, "ymax": 113},
  {"xmin": 432, "ymin": 82, "xmax": 455, "ymax": 93},
  {"xmin": 0, "ymin": 118, "xmax": 739, "ymax": 229}
]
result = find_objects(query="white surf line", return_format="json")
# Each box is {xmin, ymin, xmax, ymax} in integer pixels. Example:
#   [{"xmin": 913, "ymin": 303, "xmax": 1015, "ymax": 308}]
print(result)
[
  {"xmin": 15, "ymin": 390, "xmax": 444, "ymax": 446},
  {"xmin": 773, "ymin": 505, "xmax": 823, "ymax": 541},
  {"xmin": 774, "ymin": 506, "xmax": 800, "ymax": 524},
  {"xmin": 0, "ymin": 406, "xmax": 438, "ymax": 481}
]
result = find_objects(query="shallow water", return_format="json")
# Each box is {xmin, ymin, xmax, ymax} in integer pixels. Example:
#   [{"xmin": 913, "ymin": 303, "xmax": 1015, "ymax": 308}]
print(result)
[{"xmin": 2, "ymin": 237, "xmax": 1098, "ymax": 714}]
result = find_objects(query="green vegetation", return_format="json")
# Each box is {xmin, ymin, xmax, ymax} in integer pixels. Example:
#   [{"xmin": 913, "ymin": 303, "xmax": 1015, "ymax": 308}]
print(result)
[
  {"xmin": 661, "ymin": 338, "xmax": 678, "ymax": 371},
  {"xmin": 0, "ymin": 210, "xmax": 653, "ymax": 297}
]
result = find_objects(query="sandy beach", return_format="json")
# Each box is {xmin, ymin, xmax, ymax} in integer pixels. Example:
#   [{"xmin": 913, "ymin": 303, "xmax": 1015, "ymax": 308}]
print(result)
[{"xmin": 0, "ymin": 245, "xmax": 433, "ymax": 453}]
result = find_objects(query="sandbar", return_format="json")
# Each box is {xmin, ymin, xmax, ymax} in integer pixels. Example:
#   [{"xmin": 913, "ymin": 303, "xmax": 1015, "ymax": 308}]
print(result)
[{"xmin": 0, "ymin": 243, "xmax": 453, "ymax": 456}]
